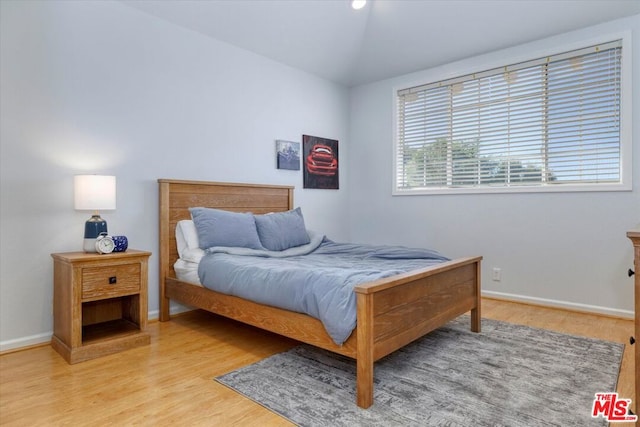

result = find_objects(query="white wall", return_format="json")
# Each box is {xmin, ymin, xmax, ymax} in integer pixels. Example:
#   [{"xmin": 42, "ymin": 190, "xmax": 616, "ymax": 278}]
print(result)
[
  {"xmin": 348, "ymin": 14, "xmax": 640, "ymax": 317},
  {"xmin": 2, "ymin": 1, "xmax": 637, "ymax": 352},
  {"xmin": 0, "ymin": 1, "xmax": 350, "ymax": 350}
]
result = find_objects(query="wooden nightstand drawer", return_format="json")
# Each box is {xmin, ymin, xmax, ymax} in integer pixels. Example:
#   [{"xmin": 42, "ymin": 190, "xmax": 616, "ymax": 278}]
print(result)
[{"xmin": 82, "ymin": 263, "xmax": 141, "ymax": 300}]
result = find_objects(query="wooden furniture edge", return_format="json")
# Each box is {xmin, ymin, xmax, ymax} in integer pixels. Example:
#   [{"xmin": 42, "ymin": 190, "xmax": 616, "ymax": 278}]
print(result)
[
  {"xmin": 51, "ymin": 249, "xmax": 151, "ymax": 263},
  {"xmin": 355, "ymin": 256, "xmax": 481, "ymax": 407},
  {"xmin": 354, "ymin": 256, "xmax": 482, "ymax": 294},
  {"xmin": 52, "ymin": 332, "xmax": 150, "ymax": 364},
  {"xmin": 158, "ymin": 178, "xmax": 293, "ymax": 322},
  {"xmin": 159, "ymin": 180, "xmax": 170, "ymax": 321},
  {"xmin": 157, "ymin": 178, "xmax": 294, "ymax": 190},
  {"xmin": 163, "ymin": 257, "xmax": 481, "ymax": 409},
  {"xmin": 626, "ymin": 230, "xmax": 639, "ymax": 415},
  {"xmin": 165, "ymin": 277, "xmax": 358, "ymax": 357},
  {"xmin": 157, "ymin": 178, "xmax": 482, "ymax": 409},
  {"xmin": 51, "ymin": 250, "xmax": 151, "ymax": 364}
]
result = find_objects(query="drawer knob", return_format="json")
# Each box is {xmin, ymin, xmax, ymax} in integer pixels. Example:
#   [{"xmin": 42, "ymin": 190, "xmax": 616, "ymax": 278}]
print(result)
[
  {"xmin": 631, "ymin": 336, "xmax": 636, "ymax": 345},
  {"xmin": 109, "ymin": 276, "xmax": 117, "ymax": 284},
  {"xmin": 629, "ymin": 268, "xmax": 635, "ymax": 277}
]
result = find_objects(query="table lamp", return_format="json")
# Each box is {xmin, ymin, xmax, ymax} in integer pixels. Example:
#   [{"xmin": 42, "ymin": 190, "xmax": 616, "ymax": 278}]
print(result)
[{"xmin": 74, "ymin": 175, "xmax": 116, "ymax": 252}]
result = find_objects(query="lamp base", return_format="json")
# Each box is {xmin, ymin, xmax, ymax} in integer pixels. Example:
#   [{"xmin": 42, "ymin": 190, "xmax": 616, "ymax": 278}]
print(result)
[
  {"xmin": 83, "ymin": 214, "xmax": 108, "ymax": 253},
  {"xmin": 83, "ymin": 238, "xmax": 99, "ymax": 253}
]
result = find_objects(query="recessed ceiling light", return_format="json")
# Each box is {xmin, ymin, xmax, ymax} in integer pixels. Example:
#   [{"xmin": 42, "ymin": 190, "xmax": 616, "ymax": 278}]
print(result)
[{"xmin": 352, "ymin": 0, "xmax": 366, "ymax": 10}]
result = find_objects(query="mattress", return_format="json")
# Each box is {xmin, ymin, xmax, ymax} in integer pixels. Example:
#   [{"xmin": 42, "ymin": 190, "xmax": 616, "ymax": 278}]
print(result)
[
  {"xmin": 174, "ymin": 259, "xmax": 202, "ymax": 285},
  {"xmin": 174, "ymin": 219, "xmax": 205, "ymax": 285}
]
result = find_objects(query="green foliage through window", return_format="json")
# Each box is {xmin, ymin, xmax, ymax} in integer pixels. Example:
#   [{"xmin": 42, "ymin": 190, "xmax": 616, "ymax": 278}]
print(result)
[
  {"xmin": 402, "ymin": 138, "xmax": 555, "ymax": 188},
  {"xmin": 395, "ymin": 40, "xmax": 623, "ymax": 193}
]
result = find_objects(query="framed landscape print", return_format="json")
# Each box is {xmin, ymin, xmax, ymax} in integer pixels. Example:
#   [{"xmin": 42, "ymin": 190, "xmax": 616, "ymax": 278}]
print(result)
[{"xmin": 303, "ymin": 134, "xmax": 339, "ymax": 189}]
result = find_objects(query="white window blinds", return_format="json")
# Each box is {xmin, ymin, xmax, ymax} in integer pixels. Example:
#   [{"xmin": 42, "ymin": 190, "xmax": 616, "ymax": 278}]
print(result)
[{"xmin": 395, "ymin": 40, "xmax": 623, "ymax": 193}]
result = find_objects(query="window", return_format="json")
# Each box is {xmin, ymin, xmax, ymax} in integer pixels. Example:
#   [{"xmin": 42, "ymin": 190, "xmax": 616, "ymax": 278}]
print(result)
[{"xmin": 394, "ymin": 39, "xmax": 629, "ymax": 194}]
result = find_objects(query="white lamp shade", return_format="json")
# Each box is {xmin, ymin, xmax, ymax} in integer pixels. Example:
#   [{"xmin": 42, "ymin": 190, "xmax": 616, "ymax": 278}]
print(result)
[{"xmin": 74, "ymin": 175, "xmax": 116, "ymax": 211}]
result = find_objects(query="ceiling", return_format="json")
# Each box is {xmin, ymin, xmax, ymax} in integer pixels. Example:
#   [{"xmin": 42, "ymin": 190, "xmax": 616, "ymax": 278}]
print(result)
[{"xmin": 121, "ymin": 0, "xmax": 640, "ymax": 87}]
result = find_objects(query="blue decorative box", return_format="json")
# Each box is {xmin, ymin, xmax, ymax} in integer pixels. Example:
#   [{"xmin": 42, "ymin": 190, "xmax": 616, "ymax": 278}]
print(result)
[{"xmin": 112, "ymin": 235, "xmax": 128, "ymax": 252}]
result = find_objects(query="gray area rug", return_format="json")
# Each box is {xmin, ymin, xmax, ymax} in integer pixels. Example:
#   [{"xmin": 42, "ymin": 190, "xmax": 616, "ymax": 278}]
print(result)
[{"xmin": 216, "ymin": 317, "xmax": 623, "ymax": 426}]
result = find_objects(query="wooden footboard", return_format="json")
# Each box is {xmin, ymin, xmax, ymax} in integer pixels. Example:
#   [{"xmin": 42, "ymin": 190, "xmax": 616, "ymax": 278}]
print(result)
[
  {"xmin": 158, "ymin": 179, "xmax": 482, "ymax": 409},
  {"xmin": 355, "ymin": 256, "xmax": 481, "ymax": 408}
]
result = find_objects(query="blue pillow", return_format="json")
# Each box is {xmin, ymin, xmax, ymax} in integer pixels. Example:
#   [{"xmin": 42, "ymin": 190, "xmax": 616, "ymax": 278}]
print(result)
[
  {"xmin": 254, "ymin": 207, "xmax": 310, "ymax": 251},
  {"xmin": 190, "ymin": 207, "xmax": 264, "ymax": 250}
]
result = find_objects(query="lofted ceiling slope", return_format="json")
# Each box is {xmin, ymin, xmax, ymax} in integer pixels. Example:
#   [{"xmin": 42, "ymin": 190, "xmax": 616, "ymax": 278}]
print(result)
[{"xmin": 120, "ymin": 0, "xmax": 640, "ymax": 87}]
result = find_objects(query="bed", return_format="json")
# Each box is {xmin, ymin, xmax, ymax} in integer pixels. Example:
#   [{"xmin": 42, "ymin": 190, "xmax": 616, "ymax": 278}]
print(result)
[{"xmin": 158, "ymin": 179, "xmax": 482, "ymax": 409}]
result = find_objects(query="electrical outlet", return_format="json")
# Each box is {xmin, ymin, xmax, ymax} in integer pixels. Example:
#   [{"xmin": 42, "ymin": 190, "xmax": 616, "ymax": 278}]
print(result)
[{"xmin": 492, "ymin": 267, "xmax": 502, "ymax": 282}]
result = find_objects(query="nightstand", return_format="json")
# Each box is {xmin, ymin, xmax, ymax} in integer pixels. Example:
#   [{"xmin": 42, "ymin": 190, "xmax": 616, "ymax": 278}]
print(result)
[{"xmin": 51, "ymin": 249, "xmax": 152, "ymax": 364}]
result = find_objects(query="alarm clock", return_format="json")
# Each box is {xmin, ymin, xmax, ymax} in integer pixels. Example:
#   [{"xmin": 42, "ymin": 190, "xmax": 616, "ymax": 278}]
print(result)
[{"xmin": 95, "ymin": 233, "xmax": 115, "ymax": 254}]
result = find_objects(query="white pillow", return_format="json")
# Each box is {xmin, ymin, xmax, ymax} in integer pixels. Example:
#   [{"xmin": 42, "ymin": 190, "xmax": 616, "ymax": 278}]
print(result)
[{"xmin": 176, "ymin": 220, "xmax": 204, "ymax": 263}]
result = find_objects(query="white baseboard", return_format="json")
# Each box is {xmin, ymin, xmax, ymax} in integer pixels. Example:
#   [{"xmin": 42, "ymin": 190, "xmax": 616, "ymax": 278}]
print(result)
[
  {"xmin": 0, "ymin": 332, "xmax": 52, "ymax": 353},
  {"xmin": 2, "ymin": 295, "xmax": 632, "ymax": 353},
  {"xmin": 1, "ymin": 305, "xmax": 195, "ymax": 354},
  {"xmin": 148, "ymin": 303, "xmax": 194, "ymax": 321},
  {"xmin": 482, "ymin": 290, "xmax": 634, "ymax": 319}
]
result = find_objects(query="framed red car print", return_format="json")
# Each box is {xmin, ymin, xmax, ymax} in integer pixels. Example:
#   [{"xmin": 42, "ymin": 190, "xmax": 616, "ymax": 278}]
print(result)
[{"xmin": 303, "ymin": 135, "xmax": 339, "ymax": 189}]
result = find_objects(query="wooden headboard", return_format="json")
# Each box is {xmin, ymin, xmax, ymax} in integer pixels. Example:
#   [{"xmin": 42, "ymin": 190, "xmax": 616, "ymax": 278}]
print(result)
[{"xmin": 158, "ymin": 179, "xmax": 294, "ymax": 284}]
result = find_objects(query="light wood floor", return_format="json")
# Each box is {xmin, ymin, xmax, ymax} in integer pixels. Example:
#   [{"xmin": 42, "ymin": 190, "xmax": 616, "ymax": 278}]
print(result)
[{"xmin": 0, "ymin": 298, "xmax": 635, "ymax": 426}]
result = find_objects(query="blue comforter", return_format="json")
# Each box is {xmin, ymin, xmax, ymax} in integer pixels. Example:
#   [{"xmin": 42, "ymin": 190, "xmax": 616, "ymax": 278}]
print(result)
[{"xmin": 197, "ymin": 233, "xmax": 449, "ymax": 345}]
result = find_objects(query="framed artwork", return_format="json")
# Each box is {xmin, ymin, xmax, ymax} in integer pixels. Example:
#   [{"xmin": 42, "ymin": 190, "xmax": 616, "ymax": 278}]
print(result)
[
  {"xmin": 276, "ymin": 140, "xmax": 301, "ymax": 170},
  {"xmin": 303, "ymin": 134, "xmax": 339, "ymax": 189}
]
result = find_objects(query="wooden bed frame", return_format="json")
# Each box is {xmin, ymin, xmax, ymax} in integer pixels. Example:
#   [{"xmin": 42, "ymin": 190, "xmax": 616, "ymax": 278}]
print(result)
[{"xmin": 158, "ymin": 179, "xmax": 482, "ymax": 408}]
